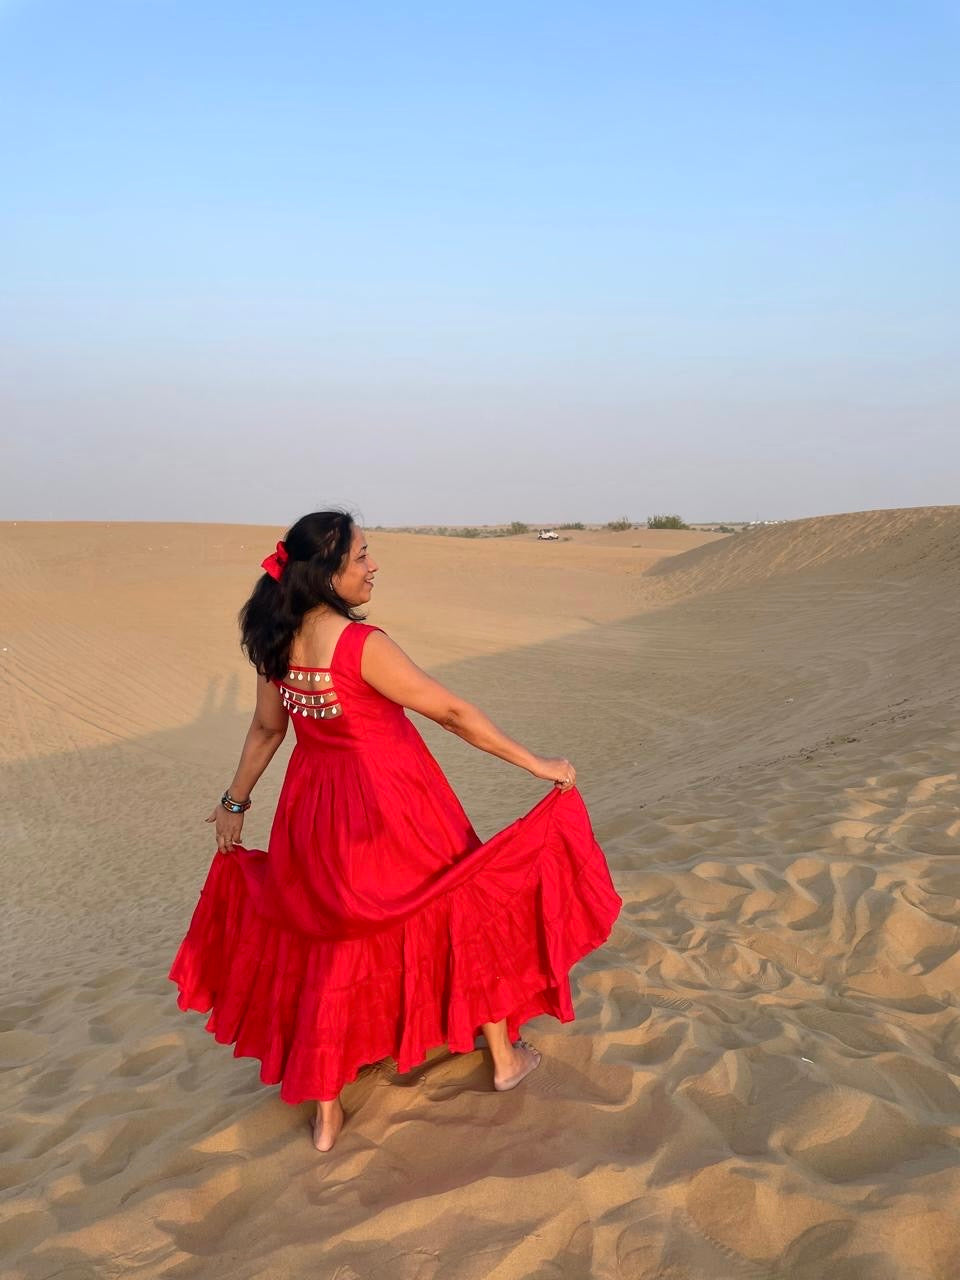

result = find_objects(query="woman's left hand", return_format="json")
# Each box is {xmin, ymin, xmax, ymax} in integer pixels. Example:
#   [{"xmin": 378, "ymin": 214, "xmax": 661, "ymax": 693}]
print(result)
[
  {"xmin": 205, "ymin": 805, "xmax": 244, "ymax": 852},
  {"xmin": 529, "ymin": 756, "xmax": 577, "ymax": 792}
]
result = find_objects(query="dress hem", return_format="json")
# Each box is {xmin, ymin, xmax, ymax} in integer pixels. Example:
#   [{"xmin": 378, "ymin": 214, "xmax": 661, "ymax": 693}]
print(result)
[{"xmin": 168, "ymin": 787, "xmax": 622, "ymax": 1104}]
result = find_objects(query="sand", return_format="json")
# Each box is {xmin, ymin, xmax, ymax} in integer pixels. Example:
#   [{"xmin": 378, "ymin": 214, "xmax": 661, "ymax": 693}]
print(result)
[{"xmin": 2, "ymin": 507, "xmax": 960, "ymax": 1279}]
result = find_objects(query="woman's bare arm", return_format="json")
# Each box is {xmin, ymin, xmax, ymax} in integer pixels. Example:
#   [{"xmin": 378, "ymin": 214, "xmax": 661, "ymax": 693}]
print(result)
[
  {"xmin": 227, "ymin": 676, "xmax": 289, "ymax": 798},
  {"xmin": 361, "ymin": 630, "xmax": 575, "ymax": 786},
  {"xmin": 207, "ymin": 676, "xmax": 289, "ymax": 851}
]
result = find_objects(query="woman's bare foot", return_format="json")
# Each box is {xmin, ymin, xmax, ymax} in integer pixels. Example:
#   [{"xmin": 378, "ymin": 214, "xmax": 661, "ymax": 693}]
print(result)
[
  {"xmin": 493, "ymin": 1039, "xmax": 542, "ymax": 1092},
  {"xmin": 311, "ymin": 1098, "xmax": 344, "ymax": 1151}
]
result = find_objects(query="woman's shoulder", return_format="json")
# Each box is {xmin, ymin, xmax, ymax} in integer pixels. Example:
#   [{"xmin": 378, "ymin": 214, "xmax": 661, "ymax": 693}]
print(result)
[
  {"xmin": 348, "ymin": 620, "xmax": 386, "ymax": 642},
  {"xmin": 338, "ymin": 619, "xmax": 387, "ymax": 665}
]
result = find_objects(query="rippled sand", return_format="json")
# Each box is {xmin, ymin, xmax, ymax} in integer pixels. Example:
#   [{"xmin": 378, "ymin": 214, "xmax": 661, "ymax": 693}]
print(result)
[{"xmin": 2, "ymin": 508, "xmax": 959, "ymax": 1279}]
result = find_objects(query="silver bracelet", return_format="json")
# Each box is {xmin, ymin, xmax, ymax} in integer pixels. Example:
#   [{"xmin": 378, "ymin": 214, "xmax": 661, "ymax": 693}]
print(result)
[{"xmin": 220, "ymin": 790, "xmax": 251, "ymax": 814}]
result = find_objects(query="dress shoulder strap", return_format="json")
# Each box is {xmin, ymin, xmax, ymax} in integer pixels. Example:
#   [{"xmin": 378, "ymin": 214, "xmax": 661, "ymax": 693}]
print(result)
[{"xmin": 336, "ymin": 621, "xmax": 385, "ymax": 675}]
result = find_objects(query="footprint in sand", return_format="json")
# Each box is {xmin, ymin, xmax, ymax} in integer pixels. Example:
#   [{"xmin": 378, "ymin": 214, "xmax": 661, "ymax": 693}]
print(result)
[
  {"xmin": 793, "ymin": 1005, "xmax": 905, "ymax": 1056},
  {"xmin": 602, "ymin": 984, "xmax": 654, "ymax": 1033},
  {"xmin": 77, "ymin": 1108, "xmax": 192, "ymax": 1185},
  {"xmin": 0, "ymin": 1117, "xmax": 38, "ymax": 1155},
  {"xmin": 86, "ymin": 1002, "xmax": 156, "ymax": 1044},
  {"xmin": 153, "ymin": 1163, "xmax": 285, "ymax": 1255},
  {"xmin": 27, "ymin": 1064, "xmax": 78, "ymax": 1098},
  {"xmin": 110, "ymin": 1038, "xmax": 184, "ymax": 1081},
  {"xmin": 0, "ymin": 1029, "xmax": 49, "ymax": 1067},
  {"xmin": 629, "ymin": 1021, "xmax": 688, "ymax": 1065},
  {"xmin": 27, "ymin": 1086, "xmax": 163, "ymax": 1161},
  {"xmin": 776, "ymin": 1087, "xmax": 950, "ymax": 1181}
]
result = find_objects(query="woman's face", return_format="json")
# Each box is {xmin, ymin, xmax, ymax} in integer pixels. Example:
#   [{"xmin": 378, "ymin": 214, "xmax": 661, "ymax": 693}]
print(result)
[{"xmin": 332, "ymin": 525, "xmax": 378, "ymax": 606}]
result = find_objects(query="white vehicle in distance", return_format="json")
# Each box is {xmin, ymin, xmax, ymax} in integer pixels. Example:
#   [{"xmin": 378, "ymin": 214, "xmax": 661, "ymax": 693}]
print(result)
[{"xmin": 537, "ymin": 528, "xmax": 560, "ymax": 541}]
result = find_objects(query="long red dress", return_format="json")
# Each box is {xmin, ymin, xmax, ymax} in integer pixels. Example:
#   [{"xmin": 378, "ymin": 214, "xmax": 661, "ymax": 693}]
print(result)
[{"xmin": 168, "ymin": 622, "xmax": 622, "ymax": 1103}]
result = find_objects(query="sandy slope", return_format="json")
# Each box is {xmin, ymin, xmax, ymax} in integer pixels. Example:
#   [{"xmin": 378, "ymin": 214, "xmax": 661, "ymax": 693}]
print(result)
[{"xmin": 2, "ymin": 508, "xmax": 960, "ymax": 1280}]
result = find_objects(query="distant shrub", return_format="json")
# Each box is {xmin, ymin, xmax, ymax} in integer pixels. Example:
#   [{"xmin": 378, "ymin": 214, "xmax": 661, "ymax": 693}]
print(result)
[
  {"xmin": 647, "ymin": 514, "xmax": 690, "ymax": 529},
  {"xmin": 715, "ymin": 524, "xmax": 736, "ymax": 533},
  {"xmin": 558, "ymin": 521, "xmax": 585, "ymax": 530},
  {"xmin": 445, "ymin": 524, "xmax": 531, "ymax": 539},
  {"xmin": 606, "ymin": 516, "xmax": 633, "ymax": 532}
]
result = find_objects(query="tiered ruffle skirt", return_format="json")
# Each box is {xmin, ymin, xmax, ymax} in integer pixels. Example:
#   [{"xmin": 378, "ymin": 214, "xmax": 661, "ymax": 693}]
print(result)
[{"xmin": 168, "ymin": 789, "xmax": 621, "ymax": 1103}]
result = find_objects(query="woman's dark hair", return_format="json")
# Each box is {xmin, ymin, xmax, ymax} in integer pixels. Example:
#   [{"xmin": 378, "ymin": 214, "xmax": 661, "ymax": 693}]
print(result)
[{"xmin": 239, "ymin": 510, "xmax": 364, "ymax": 681}]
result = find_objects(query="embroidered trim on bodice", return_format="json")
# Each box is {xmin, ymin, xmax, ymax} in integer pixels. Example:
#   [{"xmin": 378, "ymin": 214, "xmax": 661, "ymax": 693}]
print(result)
[{"xmin": 281, "ymin": 667, "xmax": 342, "ymax": 719}]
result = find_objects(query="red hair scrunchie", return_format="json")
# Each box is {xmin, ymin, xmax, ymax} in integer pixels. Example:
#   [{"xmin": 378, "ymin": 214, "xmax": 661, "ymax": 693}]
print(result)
[{"xmin": 261, "ymin": 540, "xmax": 289, "ymax": 581}]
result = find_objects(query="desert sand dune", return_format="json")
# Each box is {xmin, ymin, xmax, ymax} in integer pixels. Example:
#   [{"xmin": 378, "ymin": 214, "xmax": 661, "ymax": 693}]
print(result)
[
  {"xmin": 646, "ymin": 505, "xmax": 960, "ymax": 596},
  {"xmin": 2, "ymin": 508, "xmax": 959, "ymax": 1279}
]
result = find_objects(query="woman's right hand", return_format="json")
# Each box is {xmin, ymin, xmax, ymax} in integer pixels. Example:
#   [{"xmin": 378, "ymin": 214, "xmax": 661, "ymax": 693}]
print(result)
[
  {"xmin": 205, "ymin": 804, "xmax": 245, "ymax": 852},
  {"xmin": 529, "ymin": 756, "xmax": 577, "ymax": 792}
]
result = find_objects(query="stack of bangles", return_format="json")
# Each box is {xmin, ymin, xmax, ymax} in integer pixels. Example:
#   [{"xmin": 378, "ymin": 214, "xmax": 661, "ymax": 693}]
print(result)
[{"xmin": 220, "ymin": 789, "xmax": 252, "ymax": 814}]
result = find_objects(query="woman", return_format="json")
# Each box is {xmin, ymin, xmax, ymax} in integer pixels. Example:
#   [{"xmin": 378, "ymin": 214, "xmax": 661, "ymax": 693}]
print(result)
[{"xmin": 169, "ymin": 510, "xmax": 622, "ymax": 1152}]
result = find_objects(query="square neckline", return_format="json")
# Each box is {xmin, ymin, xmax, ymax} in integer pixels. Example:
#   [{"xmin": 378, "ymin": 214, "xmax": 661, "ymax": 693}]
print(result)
[{"xmin": 286, "ymin": 620, "xmax": 354, "ymax": 673}]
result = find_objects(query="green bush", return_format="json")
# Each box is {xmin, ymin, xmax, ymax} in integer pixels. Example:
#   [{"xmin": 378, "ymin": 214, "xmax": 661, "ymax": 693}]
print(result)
[
  {"xmin": 647, "ymin": 514, "xmax": 690, "ymax": 529},
  {"xmin": 558, "ymin": 521, "xmax": 585, "ymax": 530},
  {"xmin": 445, "ymin": 523, "xmax": 529, "ymax": 539},
  {"xmin": 605, "ymin": 516, "xmax": 633, "ymax": 532}
]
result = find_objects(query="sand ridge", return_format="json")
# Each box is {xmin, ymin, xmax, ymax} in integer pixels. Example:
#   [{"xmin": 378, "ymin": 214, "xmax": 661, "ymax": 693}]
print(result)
[{"xmin": 2, "ymin": 507, "xmax": 960, "ymax": 1278}]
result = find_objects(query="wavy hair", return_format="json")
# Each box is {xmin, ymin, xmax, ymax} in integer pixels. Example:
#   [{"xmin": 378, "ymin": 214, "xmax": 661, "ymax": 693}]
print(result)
[{"xmin": 239, "ymin": 510, "xmax": 364, "ymax": 681}]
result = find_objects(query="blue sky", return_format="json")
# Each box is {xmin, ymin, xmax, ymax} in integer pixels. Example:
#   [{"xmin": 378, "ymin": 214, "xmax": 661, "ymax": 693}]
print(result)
[{"xmin": 2, "ymin": 1, "xmax": 957, "ymax": 523}]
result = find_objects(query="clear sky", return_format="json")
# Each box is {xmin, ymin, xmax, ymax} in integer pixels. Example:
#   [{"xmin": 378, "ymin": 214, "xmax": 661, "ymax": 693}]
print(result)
[{"xmin": 2, "ymin": 1, "xmax": 957, "ymax": 525}]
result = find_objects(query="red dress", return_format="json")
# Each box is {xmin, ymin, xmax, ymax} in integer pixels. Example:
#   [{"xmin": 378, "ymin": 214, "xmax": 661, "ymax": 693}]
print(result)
[{"xmin": 168, "ymin": 622, "xmax": 622, "ymax": 1103}]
